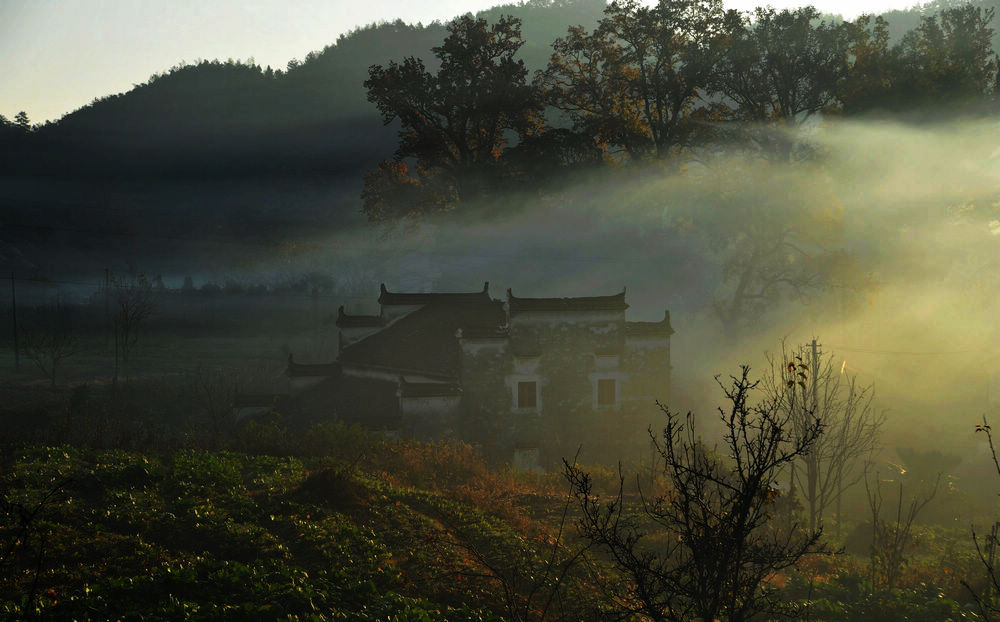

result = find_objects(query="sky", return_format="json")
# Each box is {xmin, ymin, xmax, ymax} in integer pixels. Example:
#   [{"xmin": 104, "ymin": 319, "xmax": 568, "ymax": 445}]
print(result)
[{"xmin": 1, "ymin": 0, "xmax": 922, "ymax": 124}]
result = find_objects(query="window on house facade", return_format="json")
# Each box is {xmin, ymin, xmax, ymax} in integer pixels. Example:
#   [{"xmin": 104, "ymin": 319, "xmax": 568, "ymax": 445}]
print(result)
[
  {"xmin": 597, "ymin": 378, "xmax": 616, "ymax": 406},
  {"xmin": 517, "ymin": 381, "xmax": 537, "ymax": 409}
]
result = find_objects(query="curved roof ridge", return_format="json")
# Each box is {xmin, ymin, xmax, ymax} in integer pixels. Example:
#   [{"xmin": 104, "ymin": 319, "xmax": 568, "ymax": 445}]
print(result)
[
  {"xmin": 507, "ymin": 287, "xmax": 629, "ymax": 314},
  {"xmin": 626, "ymin": 310, "xmax": 674, "ymax": 336},
  {"xmin": 336, "ymin": 305, "xmax": 383, "ymax": 328},
  {"xmin": 379, "ymin": 281, "xmax": 491, "ymax": 305}
]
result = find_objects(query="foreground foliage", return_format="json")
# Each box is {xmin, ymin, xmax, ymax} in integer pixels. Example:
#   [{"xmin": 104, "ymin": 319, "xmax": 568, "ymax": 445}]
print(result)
[
  {"xmin": 0, "ymin": 444, "xmax": 572, "ymax": 620},
  {"xmin": 0, "ymin": 433, "xmax": 990, "ymax": 620}
]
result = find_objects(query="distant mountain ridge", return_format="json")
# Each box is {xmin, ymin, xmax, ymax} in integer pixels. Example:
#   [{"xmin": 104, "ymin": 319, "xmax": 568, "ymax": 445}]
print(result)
[
  {"xmin": 2, "ymin": 0, "xmax": 607, "ymax": 181},
  {"xmin": 4, "ymin": 0, "xmax": 997, "ymax": 181}
]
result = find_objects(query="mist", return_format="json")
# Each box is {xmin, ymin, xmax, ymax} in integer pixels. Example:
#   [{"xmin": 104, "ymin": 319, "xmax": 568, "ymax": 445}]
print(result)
[
  {"xmin": 7, "ymin": 2, "xmax": 1000, "ymax": 617},
  {"xmin": 212, "ymin": 118, "xmax": 996, "ymax": 452}
]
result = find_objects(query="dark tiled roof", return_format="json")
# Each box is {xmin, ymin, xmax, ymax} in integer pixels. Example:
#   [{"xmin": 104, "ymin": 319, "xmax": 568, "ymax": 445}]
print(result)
[
  {"xmin": 379, "ymin": 282, "xmax": 491, "ymax": 306},
  {"xmin": 400, "ymin": 379, "xmax": 463, "ymax": 398},
  {"xmin": 285, "ymin": 354, "xmax": 340, "ymax": 378},
  {"xmin": 507, "ymin": 288, "xmax": 629, "ymax": 315},
  {"xmin": 340, "ymin": 361, "xmax": 457, "ymax": 382},
  {"xmin": 626, "ymin": 310, "xmax": 674, "ymax": 337},
  {"xmin": 338, "ymin": 295, "xmax": 506, "ymax": 377},
  {"xmin": 336, "ymin": 305, "xmax": 383, "ymax": 328}
]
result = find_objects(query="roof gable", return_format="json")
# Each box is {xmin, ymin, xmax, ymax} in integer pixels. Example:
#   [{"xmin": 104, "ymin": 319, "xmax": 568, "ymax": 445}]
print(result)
[
  {"xmin": 378, "ymin": 282, "xmax": 491, "ymax": 306},
  {"xmin": 626, "ymin": 310, "xmax": 674, "ymax": 336},
  {"xmin": 339, "ymin": 293, "xmax": 505, "ymax": 377},
  {"xmin": 336, "ymin": 305, "xmax": 383, "ymax": 328},
  {"xmin": 507, "ymin": 288, "xmax": 629, "ymax": 316}
]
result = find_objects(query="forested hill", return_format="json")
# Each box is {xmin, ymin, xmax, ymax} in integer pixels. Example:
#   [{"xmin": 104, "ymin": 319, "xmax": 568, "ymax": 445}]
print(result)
[
  {"xmin": 5, "ymin": 0, "xmax": 996, "ymax": 182},
  {"xmin": 0, "ymin": 0, "xmax": 606, "ymax": 181},
  {"xmin": 2, "ymin": 0, "xmax": 999, "ymax": 278}
]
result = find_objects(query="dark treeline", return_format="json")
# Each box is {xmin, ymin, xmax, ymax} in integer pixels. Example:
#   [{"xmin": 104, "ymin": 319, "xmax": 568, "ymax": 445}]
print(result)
[
  {"xmin": 1, "ymin": 0, "xmax": 997, "ymax": 184},
  {"xmin": 0, "ymin": 0, "xmax": 609, "ymax": 277},
  {"xmin": 361, "ymin": 0, "xmax": 1000, "ymax": 220},
  {"xmin": 1, "ymin": 0, "xmax": 999, "ymax": 280}
]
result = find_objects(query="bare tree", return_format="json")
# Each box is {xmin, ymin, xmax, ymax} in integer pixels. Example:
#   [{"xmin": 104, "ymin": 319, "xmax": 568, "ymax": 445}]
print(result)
[
  {"xmin": 962, "ymin": 417, "xmax": 1000, "ymax": 620},
  {"xmin": 683, "ymin": 166, "xmax": 872, "ymax": 338},
  {"xmin": 110, "ymin": 273, "xmax": 153, "ymax": 385},
  {"xmin": 1, "ymin": 475, "xmax": 72, "ymax": 618},
  {"xmin": 565, "ymin": 365, "xmax": 825, "ymax": 622},
  {"xmin": 22, "ymin": 298, "xmax": 82, "ymax": 388},
  {"xmin": 865, "ymin": 469, "xmax": 940, "ymax": 594},
  {"xmin": 763, "ymin": 340, "xmax": 883, "ymax": 536}
]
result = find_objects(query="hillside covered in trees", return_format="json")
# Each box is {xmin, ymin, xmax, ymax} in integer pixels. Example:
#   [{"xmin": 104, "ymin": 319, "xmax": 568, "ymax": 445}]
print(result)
[
  {"xmin": 2, "ymin": 0, "xmax": 998, "ymax": 184},
  {"xmin": 0, "ymin": 0, "xmax": 608, "ymax": 182},
  {"xmin": 2, "ymin": 0, "xmax": 999, "ymax": 282}
]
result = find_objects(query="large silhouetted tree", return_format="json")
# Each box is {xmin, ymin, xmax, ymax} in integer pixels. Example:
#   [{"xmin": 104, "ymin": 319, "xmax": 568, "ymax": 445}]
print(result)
[
  {"xmin": 541, "ymin": 0, "xmax": 726, "ymax": 163},
  {"xmin": 839, "ymin": 6, "xmax": 997, "ymax": 116},
  {"xmin": 683, "ymin": 166, "xmax": 865, "ymax": 337},
  {"xmin": 714, "ymin": 7, "xmax": 847, "ymax": 160},
  {"xmin": 838, "ymin": 15, "xmax": 895, "ymax": 115},
  {"xmin": 363, "ymin": 15, "xmax": 545, "ymax": 221},
  {"xmin": 892, "ymin": 5, "xmax": 998, "ymax": 109}
]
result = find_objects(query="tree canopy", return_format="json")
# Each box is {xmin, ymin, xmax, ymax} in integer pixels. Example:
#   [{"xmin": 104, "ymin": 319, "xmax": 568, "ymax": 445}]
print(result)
[
  {"xmin": 541, "ymin": 0, "xmax": 727, "ymax": 162},
  {"xmin": 362, "ymin": 15, "xmax": 545, "ymax": 220}
]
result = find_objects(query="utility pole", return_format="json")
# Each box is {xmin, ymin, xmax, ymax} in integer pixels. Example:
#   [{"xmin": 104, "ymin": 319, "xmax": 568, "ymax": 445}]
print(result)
[
  {"xmin": 811, "ymin": 338, "xmax": 821, "ymax": 413},
  {"xmin": 104, "ymin": 268, "xmax": 110, "ymax": 349},
  {"xmin": 10, "ymin": 272, "xmax": 18, "ymax": 370},
  {"xmin": 805, "ymin": 337, "xmax": 822, "ymax": 533}
]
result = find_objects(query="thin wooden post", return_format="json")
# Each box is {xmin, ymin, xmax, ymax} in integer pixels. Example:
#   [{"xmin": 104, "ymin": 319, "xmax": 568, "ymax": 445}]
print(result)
[{"xmin": 10, "ymin": 272, "xmax": 18, "ymax": 369}]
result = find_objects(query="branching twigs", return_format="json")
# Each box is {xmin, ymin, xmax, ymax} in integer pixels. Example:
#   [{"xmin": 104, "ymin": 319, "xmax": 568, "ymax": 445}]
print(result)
[
  {"xmin": 865, "ymin": 468, "xmax": 940, "ymax": 594},
  {"xmin": 763, "ymin": 340, "xmax": 883, "ymax": 536},
  {"xmin": 565, "ymin": 365, "xmax": 825, "ymax": 622},
  {"xmin": 963, "ymin": 417, "xmax": 1000, "ymax": 620},
  {"xmin": 0, "ymin": 475, "xmax": 72, "ymax": 619}
]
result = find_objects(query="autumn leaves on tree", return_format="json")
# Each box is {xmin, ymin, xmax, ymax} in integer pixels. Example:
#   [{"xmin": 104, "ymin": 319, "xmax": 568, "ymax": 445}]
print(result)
[
  {"xmin": 362, "ymin": 1, "xmax": 998, "ymax": 223},
  {"xmin": 363, "ymin": 16, "xmax": 545, "ymax": 221}
]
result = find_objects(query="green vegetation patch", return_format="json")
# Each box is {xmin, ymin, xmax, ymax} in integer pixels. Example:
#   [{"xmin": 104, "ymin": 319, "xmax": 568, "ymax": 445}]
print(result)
[{"xmin": 0, "ymin": 446, "xmax": 504, "ymax": 620}]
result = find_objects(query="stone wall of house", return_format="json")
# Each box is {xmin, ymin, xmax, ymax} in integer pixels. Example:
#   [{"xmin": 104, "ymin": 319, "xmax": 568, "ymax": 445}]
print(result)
[
  {"xmin": 623, "ymin": 334, "xmax": 671, "ymax": 422},
  {"xmin": 326, "ymin": 285, "xmax": 672, "ymax": 469},
  {"xmin": 459, "ymin": 309, "xmax": 672, "ymax": 467},
  {"xmin": 511, "ymin": 310, "xmax": 625, "ymax": 465}
]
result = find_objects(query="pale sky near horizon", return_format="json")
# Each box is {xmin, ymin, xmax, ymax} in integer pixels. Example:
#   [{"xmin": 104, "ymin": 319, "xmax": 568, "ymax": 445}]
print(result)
[{"xmin": 1, "ymin": 0, "xmax": 922, "ymax": 124}]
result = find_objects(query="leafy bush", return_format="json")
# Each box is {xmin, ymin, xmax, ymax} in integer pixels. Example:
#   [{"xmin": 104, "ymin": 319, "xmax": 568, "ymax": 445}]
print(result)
[
  {"xmin": 783, "ymin": 571, "xmax": 977, "ymax": 621},
  {"xmin": 0, "ymin": 444, "xmax": 508, "ymax": 620}
]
